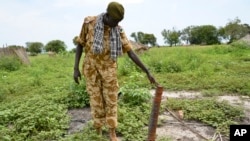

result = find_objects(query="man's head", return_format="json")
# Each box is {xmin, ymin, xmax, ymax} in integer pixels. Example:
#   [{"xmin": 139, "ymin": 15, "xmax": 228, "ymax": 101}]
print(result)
[
  {"xmin": 107, "ymin": 1, "xmax": 124, "ymax": 21},
  {"xmin": 104, "ymin": 1, "xmax": 124, "ymax": 27}
]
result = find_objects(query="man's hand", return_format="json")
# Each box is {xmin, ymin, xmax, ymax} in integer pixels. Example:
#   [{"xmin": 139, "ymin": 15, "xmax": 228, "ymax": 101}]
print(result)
[
  {"xmin": 73, "ymin": 69, "xmax": 81, "ymax": 84},
  {"xmin": 147, "ymin": 73, "xmax": 158, "ymax": 86}
]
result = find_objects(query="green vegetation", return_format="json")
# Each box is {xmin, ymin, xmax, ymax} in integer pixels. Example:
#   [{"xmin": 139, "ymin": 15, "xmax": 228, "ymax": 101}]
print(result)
[
  {"xmin": 136, "ymin": 44, "xmax": 250, "ymax": 96},
  {"xmin": 26, "ymin": 42, "xmax": 44, "ymax": 55},
  {"xmin": 132, "ymin": 17, "xmax": 250, "ymax": 47},
  {"xmin": 163, "ymin": 98, "xmax": 244, "ymax": 136},
  {"xmin": 0, "ymin": 56, "xmax": 22, "ymax": 72},
  {"xmin": 0, "ymin": 43, "xmax": 249, "ymax": 140}
]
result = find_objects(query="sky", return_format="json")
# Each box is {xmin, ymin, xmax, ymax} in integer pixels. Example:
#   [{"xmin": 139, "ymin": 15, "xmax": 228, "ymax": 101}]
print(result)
[{"xmin": 1, "ymin": 0, "xmax": 249, "ymax": 50}]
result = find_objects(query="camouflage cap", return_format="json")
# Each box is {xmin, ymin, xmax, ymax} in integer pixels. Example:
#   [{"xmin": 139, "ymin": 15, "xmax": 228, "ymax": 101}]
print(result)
[{"xmin": 107, "ymin": 1, "xmax": 124, "ymax": 20}]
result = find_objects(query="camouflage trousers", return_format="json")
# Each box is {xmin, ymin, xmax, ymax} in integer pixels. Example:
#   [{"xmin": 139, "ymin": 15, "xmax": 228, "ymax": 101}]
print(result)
[{"xmin": 85, "ymin": 71, "xmax": 119, "ymax": 129}]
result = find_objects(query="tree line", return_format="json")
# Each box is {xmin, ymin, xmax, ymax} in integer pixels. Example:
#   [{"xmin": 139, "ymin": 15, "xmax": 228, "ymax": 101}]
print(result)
[
  {"xmin": 24, "ymin": 40, "xmax": 67, "ymax": 56},
  {"xmin": 131, "ymin": 17, "xmax": 250, "ymax": 47},
  {"xmin": 8, "ymin": 17, "xmax": 249, "ymax": 55}
]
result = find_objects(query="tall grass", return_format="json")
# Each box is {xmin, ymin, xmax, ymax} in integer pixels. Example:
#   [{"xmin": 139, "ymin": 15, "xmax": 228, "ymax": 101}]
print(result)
[{"xmin": 118, "ymin": 44, "xmax": 250, "ymax": 95}]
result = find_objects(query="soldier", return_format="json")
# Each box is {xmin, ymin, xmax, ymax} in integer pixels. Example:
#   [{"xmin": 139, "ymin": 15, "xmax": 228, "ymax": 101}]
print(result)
[{"xmin": 73, "ymin": 1, "xmax": 157, "ymax": 140}]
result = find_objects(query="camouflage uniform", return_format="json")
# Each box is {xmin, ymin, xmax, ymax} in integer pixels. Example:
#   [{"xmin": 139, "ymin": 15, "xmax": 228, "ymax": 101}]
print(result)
[{"xmin": 77, "ymin": 16, "xmax": 132, "ymax": 129}]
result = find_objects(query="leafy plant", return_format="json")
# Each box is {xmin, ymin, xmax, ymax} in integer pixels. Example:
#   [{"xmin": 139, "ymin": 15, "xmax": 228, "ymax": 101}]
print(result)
[
  {"xmin": 163, "ymin": 98, "xmax": 244, "ymax": 135},
  {"xmin": 67, "ymin": 79, "xmax": 90, "ymax": 108},
  {"xmin": 0, "ymin": 45, "xmax": 249, "ymax": 140},
  {"xmin": 0, "ymin": 88, "xmax": 7, "ymax": 102},
  {"xmin": 165, "ymin": 60, "xmax": 182, "ymax": 73},
  {"xmin": 0, "ymin": 56, "xmax": 22, "ymax": 71},
  {"xmin": 117, "ymin": 102, "xmax": 151, "ymax": 141},
  {"xmin": 118, "ymin": 57, "xmax": 139, "ymax": 76},
  {"xmin": 0, "ymin": 96, "xmax": 69, "ymax": 140},
  {"xmin": 119, "ymin": 82, "xmax": 152, "ymax": 106},
  {"xmin": 60, "ymin": 122, "xmax": 108, "ymax": 141},
  {"xmin": 231, "ymin": 40, "xmax": 250, "ymax": 49}
]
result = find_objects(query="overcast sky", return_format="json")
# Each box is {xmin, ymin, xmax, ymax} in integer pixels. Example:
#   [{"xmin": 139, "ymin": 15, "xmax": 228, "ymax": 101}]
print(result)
[{"xmin": 1, "ymin": 0, "xmax": 249, "ymax": 50}]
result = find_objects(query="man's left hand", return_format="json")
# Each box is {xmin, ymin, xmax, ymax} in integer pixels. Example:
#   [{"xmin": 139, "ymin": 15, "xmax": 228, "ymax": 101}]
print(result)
[{"xmin": 147, "ymin": 73, "xmax": 158, "ymax": 86}]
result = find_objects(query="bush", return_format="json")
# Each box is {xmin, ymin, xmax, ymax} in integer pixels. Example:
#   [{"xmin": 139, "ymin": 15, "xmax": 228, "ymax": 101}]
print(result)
[
  {"xmin": 118, "ymin": 57, "xmax": 139, "ymax": 76},
  {"xmin": 117, "ymin": 104, "xmax": 150, "ymax": 141},
  {"xmin": 0, "ymin": 97, "xmax": 69, "ymax": 140},
  {"xmin": 231, "ymin": 41, "xmax": 250, "ymax": 49},
  {"xmin": 67, "ymin": 80, "xmax": 90, "ymax": 108},
  {"xmin": 0, "ymin": 88, "xmax": 7, "ymax": 102},
  {"xmin": 119, "ymin": 82, "xmax": 152, "ymax": 106},
  {"xmin": 164, "ymin": 98, "xmax": 244, "ymax": 135},
  {"xmin": 0, "ymin": 56, "xmax": 22, "ymax": 71},
  {"xmin": 165, "ymin": 61, "xmax": 182, "ymax": 73}
]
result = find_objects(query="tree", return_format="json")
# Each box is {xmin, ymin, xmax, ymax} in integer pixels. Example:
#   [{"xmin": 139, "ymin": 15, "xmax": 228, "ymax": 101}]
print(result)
[
  {"xmin": 130, "ymin": 32, "xmax": 139, "ymax": 42},
  {"xmin": 180, "ymin": 26, "xmax": 193, "ymax": 45},
  {"xmin": 130, "ymin": 32, "xmax": 157, "ymax": 46},
  {"xmin": 44, "ymin": 40, "xmax": 67, "ymax": 53},
  {"xmin": 137, "ymin": 32, "xmax": 144, "ymax": 44},
  {"xmin": 243, "ymin": 23, "xmax": 250, "ymax": 33},
  {"xmin": 141, "ymin": 33, "xmax": 157, "ymax": 46},
  {"xmin": 189, "ymin": 25, "xmax": 220, "ymax": 45},
  {"xmin": 161, "ymin": 28, "xmax": 181, "ymax": 47},
  {"xmin": 223, "ymin": 17, "xmax": 249, "ymax": 43},
  {"xmin": 26, "ymin": 42, "xmax": 43, "ymax": 55}
]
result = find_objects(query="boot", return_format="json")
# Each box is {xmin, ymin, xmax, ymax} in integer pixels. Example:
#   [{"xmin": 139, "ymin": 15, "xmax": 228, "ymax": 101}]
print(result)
[{"xmin": 109, "ymin": 128, "xmax": 118, "ymax": 141}]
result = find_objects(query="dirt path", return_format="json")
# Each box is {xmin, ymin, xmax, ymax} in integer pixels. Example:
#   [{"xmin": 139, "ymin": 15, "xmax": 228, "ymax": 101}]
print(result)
[{"xmin": 67, "ymin": 90, "xmax": 250, "ymax": 141}]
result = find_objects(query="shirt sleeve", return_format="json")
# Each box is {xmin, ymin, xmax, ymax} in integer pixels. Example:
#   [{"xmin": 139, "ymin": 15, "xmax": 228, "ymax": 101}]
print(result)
[
  {"xmin": 76, "ymin": 21, "xmax": 87, "ymax": 47},
  {"xmin": 77, "ymin": 16, "xmax": 97, "ymax": 48},
  {"xmin": 119, "ymin": 27, "xmax": 132, "ymax": 53}
]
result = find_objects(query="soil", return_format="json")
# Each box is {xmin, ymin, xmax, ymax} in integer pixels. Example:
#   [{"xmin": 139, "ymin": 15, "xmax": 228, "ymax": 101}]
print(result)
[{"xmin": 67, "ymin": 90, "xmax": 250, "ymax": 141}]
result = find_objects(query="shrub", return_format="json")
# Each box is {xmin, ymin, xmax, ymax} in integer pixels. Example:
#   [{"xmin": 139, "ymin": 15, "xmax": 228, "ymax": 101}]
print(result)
[
  {"xmin": 0, "ymin": 97, "xmax": 69, "ymax": 140},
  {"xmin": 165, "ymin": 61, "xmax": 182, "ymax": 73},
  {"xmin": 119, "ymin": 82, "xmax": 152, "ymax": 106},
  {"xmin": 0, "ymin": 56, "xmax": 22, "ymax": 71},
  {"xmin": 0, "ymin": 88, "xmax": 7, "ymax": 102},
  {"xmin": 231, "ymin": 40, "xmax": 250, "ymax": 49},
  {"xmin": 67, "ymin": 80, "xmax": 90, "ymax": 108},
  {"xmin": 164, "ymin": 98, "xmax": 244, "ymax": 135},
  {"xmin": 118, "ymin": 57, "xmax": 139, "ymax": 76},
  {"xmin": 117, "ymin": 101, "xmax": 151, "ymax": 140}
]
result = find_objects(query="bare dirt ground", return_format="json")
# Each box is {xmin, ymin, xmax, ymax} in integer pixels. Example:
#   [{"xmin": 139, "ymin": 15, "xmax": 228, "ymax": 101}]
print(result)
[{"xmin": 67, "ymin": 90, "xmax": 250, "ymax": 141}]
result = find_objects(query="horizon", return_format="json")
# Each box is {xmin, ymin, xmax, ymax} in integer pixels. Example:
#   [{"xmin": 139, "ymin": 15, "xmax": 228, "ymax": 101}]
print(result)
[{"xmin": 1, "ymin": 0, "xmax": 250, "ymax": 50}]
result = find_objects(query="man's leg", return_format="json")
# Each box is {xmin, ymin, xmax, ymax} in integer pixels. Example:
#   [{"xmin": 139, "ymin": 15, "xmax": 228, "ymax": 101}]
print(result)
[
  {"xmin": 86, "ymin": 75, "xmax": 106, "ymax": 133},
  {"xmin": 103, "ymin": 77, "xmax": 119, "ymax": 141}
]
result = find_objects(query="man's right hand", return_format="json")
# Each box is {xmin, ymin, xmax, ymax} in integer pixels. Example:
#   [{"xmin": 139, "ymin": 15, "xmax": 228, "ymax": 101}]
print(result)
[{"xmin": 73, "ymin": 69, "xmax": 81, "ymax": 84}]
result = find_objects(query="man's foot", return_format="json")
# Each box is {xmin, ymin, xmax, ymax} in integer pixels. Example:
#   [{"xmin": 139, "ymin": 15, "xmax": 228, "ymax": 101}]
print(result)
[{"xmin": 109, "ymin": 128, "xmax": 118, "ymax": 141}]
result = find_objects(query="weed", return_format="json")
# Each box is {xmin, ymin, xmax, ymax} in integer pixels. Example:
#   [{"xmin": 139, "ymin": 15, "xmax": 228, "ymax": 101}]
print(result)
[
  {"xmin": 120, "ymin": 80, "xmax": 152, "ymax": 106},
  {"xmin": 67, "ymin": 79, "xmax": 90, "ymax": 108},
  {"xmin": 0, "ymin": 45, "xmax": 249, "ymax": 140},
  {"xmin": 231, "ymin": 41, "xmax": 250, "ymax": 49},
  {"xmin": 163, "ymin": 98, "xmax": 244, "ymax": 135},
  {"xmin": 165, "ymin": 60, "xmax": 182, "ymax": 73},
  {"xmin": 0, "ymin": 56, "xmax": 22, "ymax": 71}
]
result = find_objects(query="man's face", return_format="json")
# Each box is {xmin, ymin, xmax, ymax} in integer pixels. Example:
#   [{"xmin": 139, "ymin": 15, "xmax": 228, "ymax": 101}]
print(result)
[{"xmin": 105, "ymin": 14, "xmax": 121, "ymax": 27}]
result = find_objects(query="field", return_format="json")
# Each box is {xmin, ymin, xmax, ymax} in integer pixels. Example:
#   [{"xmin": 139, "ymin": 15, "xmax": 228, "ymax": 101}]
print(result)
[{"xmin": 0, "ymin": 43, "xmax": 250, "ymax": 141}]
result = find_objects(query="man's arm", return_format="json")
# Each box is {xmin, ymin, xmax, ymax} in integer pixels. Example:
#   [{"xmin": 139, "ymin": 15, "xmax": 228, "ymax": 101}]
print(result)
[
  {"xmin": 127, "ymin": 50, "xmax": 157, "ymax": 85},
  {"xmin": 73, "ymin": 44, "xmax": 83, "ymax": 84}
]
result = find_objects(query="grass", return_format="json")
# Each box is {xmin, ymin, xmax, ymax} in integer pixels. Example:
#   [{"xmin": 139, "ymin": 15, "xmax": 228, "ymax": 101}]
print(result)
[
  {"xmin": 127, "ymin": 45, "xmax": 250, "ymax": 95},
  {"xmin": 0, "ymin": 43, "xmax": 249, "ymax": 140}
]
